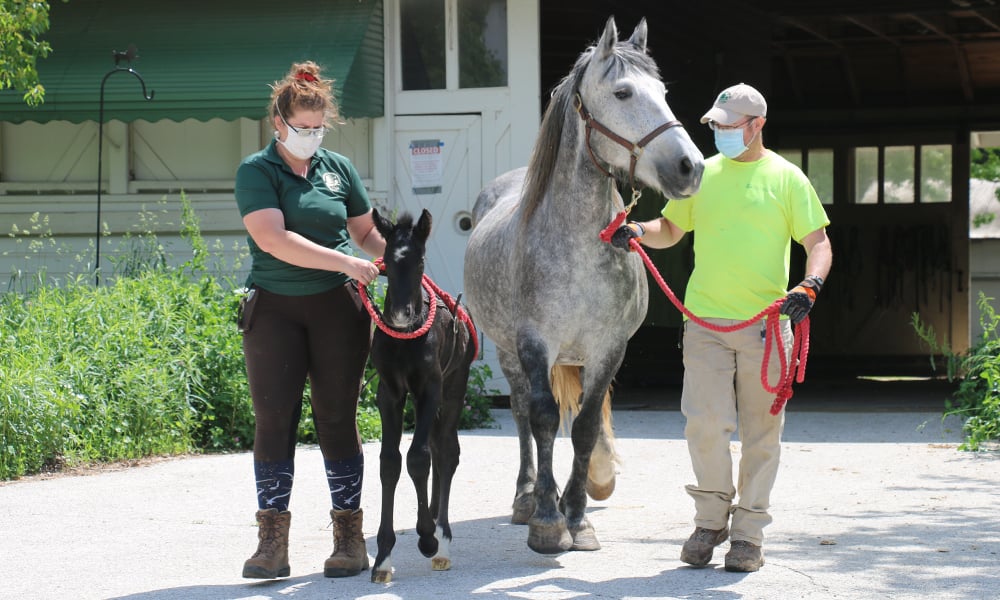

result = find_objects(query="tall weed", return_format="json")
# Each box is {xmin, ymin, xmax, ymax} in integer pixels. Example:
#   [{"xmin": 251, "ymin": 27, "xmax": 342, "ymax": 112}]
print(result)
[
  {"xmin": 0, "ymin": 194, "xmax": 496, "ymax": 480},
  {"xmin": 912, "ymin": 293, "xmax": 1000, "ymax": 450}
]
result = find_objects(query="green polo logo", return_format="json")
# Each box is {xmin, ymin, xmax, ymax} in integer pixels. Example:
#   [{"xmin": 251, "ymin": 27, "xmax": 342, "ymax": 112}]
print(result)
[
  {"xmin": 323, "ymin": 172, "xmax": 341, "ymax": 193},
  {"xmin": 718, "ymin": 91, "xmax": 731, "ymax": 104}
]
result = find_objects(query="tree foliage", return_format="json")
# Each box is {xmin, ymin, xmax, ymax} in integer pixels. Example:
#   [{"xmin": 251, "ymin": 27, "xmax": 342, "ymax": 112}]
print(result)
[
  {"xmin": 0, "ymin": 0, "xmax": 64, "ymax": 106},
  {"xmin": 971, "ymin": 147, "xmax": 1000, "ymax": 182}
]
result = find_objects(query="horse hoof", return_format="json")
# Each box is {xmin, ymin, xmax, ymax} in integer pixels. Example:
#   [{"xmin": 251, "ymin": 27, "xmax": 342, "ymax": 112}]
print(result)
[
  {"xmin": 431, "ymin": 556, "xmax": 452, "ymax": 571},
  {"xmin": 569, "ymin": 519, "xmax": 601, "ymax": 551},
  {"xmin": 511, "ymin": 493, "xmax": 535, "ymax": 525},
  {"xmin": 527, "ymin": 519, "xmax": 572, "ymax": 554},
  {"xmin": 586, "ymin": 475, "xmax": 615, "ymax": 501},
  {"xmin": 371, "ymin": 569, "xmax": 392, "ymax": 583}
]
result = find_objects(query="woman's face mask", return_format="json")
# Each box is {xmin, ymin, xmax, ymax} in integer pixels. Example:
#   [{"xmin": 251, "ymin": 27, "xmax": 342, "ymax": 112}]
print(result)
[{"xmin": 275, "ymin": 108, "xmax": 326, "ymax": 160}]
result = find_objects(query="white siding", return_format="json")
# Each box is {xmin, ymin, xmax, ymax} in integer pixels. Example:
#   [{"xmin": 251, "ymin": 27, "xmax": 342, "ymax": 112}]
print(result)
[{"xmin": 0, "ymin": 117, "xmax": 377, "ymax": 286}]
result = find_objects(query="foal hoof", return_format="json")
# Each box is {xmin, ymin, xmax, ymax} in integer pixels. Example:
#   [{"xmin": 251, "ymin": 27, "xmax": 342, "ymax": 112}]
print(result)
[
  {"xmin": 431, "ymin": 556, "xmax": 452, "ymax": 571},
  {"xmin": 418, "ymin": 536, "xmax": 439, "ymax": 558},
  {"xmin": 527, "ymin": 517, "xmax": 572, "ymax": 554},
  {"xmin": 586, "ymin": 475, "xmax": 615, "ymax": 501},
  {"xmin": 569, "ymin": 518, "xmax": 601, "ymax": 551},
  {"xmin": 511, "ymin": 493, "xmax": 535, "ymax": 525},
  {"xmin": 371, "ymin": 568, "xmax": 392, "ymax": 583}
]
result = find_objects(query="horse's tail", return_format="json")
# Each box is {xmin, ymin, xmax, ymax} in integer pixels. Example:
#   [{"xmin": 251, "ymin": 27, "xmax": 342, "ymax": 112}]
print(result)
[{"xmin": 550, "ymin": 365, "xmax": 619, "ymax": 501}]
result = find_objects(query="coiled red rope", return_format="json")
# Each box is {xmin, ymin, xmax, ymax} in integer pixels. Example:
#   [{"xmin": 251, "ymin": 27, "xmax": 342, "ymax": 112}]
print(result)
[
  {"xmin": 600, "ymin": 211, "xmax": 809, "ymax": 415},
  {"xmin": 359, "ymin": 258, "xmax": 479, "ymax": 358}
]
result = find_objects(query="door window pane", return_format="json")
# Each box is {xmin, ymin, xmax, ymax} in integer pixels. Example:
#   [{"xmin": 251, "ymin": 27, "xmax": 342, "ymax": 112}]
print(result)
[
  {"xmin": 855, "ymin": 147, "xmax": 878, "ymax": 204},
  {"xmin": 777, "ymin": 149, "xmax": 802, "ymax": 169},
  {"xmin": 921, "ymin": 145, "xmax": 952, "ymax": 203},
  {"xmin": 401, "ymin": 0, "xmax": 446, "ymax": 90},
  {"xmin": 807, "ymin": 148, "xmax": 833, "ymax": 205},
  {"xmin": 884, "ymin": 146, "xmax": 915, "ymax": 204},
  {"xmin": 459, "ymin": 0, "xmax": 508, "ymax": 88}
]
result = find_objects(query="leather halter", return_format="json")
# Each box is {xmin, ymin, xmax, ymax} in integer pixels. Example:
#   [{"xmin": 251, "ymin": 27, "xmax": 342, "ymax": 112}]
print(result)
[{"xmin": 574, "ymin": 93, "xmax": 683, "ymax": 207}]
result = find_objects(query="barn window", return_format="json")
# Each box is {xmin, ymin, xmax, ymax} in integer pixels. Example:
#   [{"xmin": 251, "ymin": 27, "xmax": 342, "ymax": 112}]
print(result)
[
  {"xmin": 400, "ymin": 0, "xmax": 508, "ymax": 91},
  {"xmin": 921, "ymin": 145, "xmax": 953, "ymax": 204},
  {"xmin": 852, "ymin": 144, "xmax": 952, "ymax": 204},
  {"xmin": 459, "ymin": 0, "xmax": 508, "ymax": 88},
  {"xmin": 401, "ymin": 0, "xmax": 447, "ymax": 90},
  {"xmin": 855, "ymin": 146, "xmax": 879, "ymax": 204},
  {"xmin": 807, "ymin": 149, "xmax": 834, "ymax": 205},
  {"xmin": 776, "ymin": 148, "xmax": 833, "ymax": 205},
  {"xmin": 885, "ymin": 146, "xmax": 915, "ymax": 204}
]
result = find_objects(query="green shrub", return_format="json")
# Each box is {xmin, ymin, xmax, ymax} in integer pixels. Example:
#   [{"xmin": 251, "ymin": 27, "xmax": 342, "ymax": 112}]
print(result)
[
  {"xmin": 0, "ymin": 195, "xmax": 496, "ymax": 480},
  {"xmin": 912, "ymin": 293, "xmax": 1000, "ymax": 450}
]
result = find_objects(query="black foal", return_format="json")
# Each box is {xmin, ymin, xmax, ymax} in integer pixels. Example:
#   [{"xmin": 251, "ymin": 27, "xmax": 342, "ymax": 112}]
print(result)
[{"xmin": 368, "ymin": 208, "xmax": 476, "ymax": 583}]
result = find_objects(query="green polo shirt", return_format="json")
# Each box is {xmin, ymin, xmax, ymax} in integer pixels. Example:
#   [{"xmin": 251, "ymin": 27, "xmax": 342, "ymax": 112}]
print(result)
[
  {"xmin": 662, "ymin": 151, "xmax": 830, "ymax": 320},
  {"xmin": 235, "ymin": 140, "xmax": 372, "ymax": 296}
]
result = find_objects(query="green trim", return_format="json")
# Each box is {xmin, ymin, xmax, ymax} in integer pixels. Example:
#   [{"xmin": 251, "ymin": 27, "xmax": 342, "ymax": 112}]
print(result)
[{"xmin": 0, "ymin": 0, "xmax": 384, "ymax": 123}]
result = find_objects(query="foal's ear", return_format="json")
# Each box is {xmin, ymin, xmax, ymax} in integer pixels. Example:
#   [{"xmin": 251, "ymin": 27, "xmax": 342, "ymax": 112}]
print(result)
[
  {"xmin": 597, "ymin": 16, "xmax": 619, "ymax": 59},
  {"xmin": 372, "ymin": 207, "xmax": 393, "ymax": 239},
  {"xmin": 416, "ymin": 208, "xmax": 433, "ymax": 242},
  {"xmin": 627, "ymin": 18, "xmax": 648, "ymax": 52}
]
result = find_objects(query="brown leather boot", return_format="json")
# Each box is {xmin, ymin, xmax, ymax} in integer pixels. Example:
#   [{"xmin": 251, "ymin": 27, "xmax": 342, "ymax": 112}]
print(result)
[
  {"xmin": 680, "ymin": 526, "xmax": 729, "ymax": 567},
  {"xmin": 324, "ymin": 508, "xmax": 369, "ymax": 577},
  {"xmin": 242, "ymin": 509, "xmax": 291, "ymax": 579}
]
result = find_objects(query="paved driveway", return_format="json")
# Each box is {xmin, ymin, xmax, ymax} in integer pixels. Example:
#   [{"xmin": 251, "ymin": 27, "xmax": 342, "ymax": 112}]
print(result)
[{"xmin": 2, "ymin": 406, "xmax": 997, "ymax": 600}]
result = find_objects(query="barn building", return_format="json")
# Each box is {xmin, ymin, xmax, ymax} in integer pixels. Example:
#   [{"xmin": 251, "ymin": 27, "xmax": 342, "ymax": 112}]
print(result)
[{"xmin": 2, "ymin": 0, "xmax": 998, "ymax": 396}]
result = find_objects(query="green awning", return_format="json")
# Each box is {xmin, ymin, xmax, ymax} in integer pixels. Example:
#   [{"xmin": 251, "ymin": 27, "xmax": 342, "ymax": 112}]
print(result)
[{"xmin": 0, "ymin": 0, "xmax": 384, "ymax": 123}]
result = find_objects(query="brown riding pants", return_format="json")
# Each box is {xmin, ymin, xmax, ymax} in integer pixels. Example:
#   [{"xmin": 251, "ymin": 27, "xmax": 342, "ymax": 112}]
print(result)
[{"xmin": 241, "ymin": 283, "xmax": 372, "ymax": 463}]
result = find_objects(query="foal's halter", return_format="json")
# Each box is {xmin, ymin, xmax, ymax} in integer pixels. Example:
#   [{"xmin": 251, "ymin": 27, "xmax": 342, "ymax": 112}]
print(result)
[
  {"xmin": 574, "ymin": 92, "xmax": 682, "ymax": 212},
  {"xmin": 359, "ymin": 258, "xmax": 480, "ymax": 358}
]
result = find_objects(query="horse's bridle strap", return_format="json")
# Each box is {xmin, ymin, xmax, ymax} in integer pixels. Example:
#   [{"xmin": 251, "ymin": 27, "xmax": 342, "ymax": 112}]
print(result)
[{"xmin": 574, "ymin": 93, "xmax": 682, "ymax": 189}]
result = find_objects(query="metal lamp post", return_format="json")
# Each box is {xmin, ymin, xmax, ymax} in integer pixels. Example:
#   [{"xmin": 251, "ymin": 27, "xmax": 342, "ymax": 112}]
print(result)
[{"xmin": 95, "ymin": 44, "xmax": 153, "ymax": 285}]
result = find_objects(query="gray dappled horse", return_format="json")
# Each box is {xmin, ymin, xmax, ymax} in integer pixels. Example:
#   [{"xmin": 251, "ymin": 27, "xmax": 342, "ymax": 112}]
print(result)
[{"xmin": 463, "ymin": 17, "xmax": 704, "ymax": 554}]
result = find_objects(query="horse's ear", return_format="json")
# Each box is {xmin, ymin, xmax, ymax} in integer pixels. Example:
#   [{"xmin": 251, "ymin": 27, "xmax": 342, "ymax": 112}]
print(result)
[
  {"xmin": 372, "ymin": 207, "xmax": 392, "ymax": 239},
  {"xmin": 597, "ymin": 16, "xmax": 618, "ymax": 59},
  {"xmin": 627, "ymin": 18, "xmax": 648, "ymax": 52},
  {"xmin": 416, "ymin": 208, "xmax": 433, "ymax": 242}
]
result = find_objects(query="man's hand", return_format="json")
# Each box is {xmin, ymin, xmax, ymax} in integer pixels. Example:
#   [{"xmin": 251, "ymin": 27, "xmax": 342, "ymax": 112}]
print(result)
[
  {"xmin": 610, "ymin": 222, "xmax": 644, "ymax": 251},
  {"xmin": 780, "ymin": 275, "xmax": 824, "ymax": 324}
]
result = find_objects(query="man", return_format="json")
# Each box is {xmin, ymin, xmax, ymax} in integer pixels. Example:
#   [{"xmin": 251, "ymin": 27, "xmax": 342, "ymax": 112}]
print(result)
[{"xmin": 612, "ymin": 83, "xmax": 832, "ymax": 572}]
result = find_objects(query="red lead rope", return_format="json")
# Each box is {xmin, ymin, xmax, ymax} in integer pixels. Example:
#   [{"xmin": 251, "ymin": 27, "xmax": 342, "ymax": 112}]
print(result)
[
  {"xmin": 600, "ymin": 211, "xmax": 809, "ymax": 415},
  {"xmin": 359, "ymin": 258, "xmax": 480, "ymax": 359}
]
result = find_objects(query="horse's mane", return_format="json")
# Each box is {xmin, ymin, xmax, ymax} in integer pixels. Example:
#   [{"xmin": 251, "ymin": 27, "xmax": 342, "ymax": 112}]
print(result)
[{"xmin": 520, "ymin": 39, "xmax": 660, "ymax": 223}]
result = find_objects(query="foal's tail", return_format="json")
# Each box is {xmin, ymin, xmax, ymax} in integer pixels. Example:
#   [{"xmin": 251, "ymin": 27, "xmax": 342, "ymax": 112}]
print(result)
[{"xmin": 550, "ymin": 365, "xmax": 619, "ymax": 501}]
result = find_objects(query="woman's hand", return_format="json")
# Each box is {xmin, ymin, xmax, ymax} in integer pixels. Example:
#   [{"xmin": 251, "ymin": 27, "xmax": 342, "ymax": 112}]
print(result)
[{"xmin": 342, "ymin": 256, "xmax": 380, "ymax": 287}]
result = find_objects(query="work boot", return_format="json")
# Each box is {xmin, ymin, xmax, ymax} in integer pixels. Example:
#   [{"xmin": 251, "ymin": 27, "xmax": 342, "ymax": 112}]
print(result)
[
  {"xmin": 680, "ymin": 526, "xmax": 729, "ymax": 567},
  {"xmin": 324, "ymin": 508, "xmax": 370, "ymax": 577},
  {"xmin": 725, "ymin": 540, "xmax": 765, "ymax": 572},
  {"xmin": 242, "ymin": 509, "xmax": 291, "ymax": 579}
]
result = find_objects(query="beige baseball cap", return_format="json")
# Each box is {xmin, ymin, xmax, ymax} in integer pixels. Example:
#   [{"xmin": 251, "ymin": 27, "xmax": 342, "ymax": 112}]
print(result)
[{"xmin": 700, "ymin": 83, "xmax": 767, "ymax": 125}]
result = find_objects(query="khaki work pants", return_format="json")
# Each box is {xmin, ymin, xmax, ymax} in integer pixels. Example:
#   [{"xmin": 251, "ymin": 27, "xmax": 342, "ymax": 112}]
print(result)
[{"xmin": 680, "ymin": 317, "xmax": 794, "ymax": 546}]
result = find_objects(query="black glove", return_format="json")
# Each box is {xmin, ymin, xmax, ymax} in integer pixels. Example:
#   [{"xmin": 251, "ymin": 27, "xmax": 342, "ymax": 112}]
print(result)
[
  {"xmin": 780, "ymin": 275, "xmax": 824, "ymax": 324},
  {"xmin": 610, "ymin": 222, "xmax": 643, "ymax": 251}
]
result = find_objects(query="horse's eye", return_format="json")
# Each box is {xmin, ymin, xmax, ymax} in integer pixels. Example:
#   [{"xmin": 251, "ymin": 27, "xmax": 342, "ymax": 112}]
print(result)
[{"xmin": 614, "ymin": 89, "xmax": 632, "ymax": 100}]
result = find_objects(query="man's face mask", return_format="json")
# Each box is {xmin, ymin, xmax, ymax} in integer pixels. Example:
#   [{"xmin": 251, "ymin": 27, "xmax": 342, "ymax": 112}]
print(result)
[{"xmin": 711, "ymin": 117, "xmax": 757, "ymax": 159}]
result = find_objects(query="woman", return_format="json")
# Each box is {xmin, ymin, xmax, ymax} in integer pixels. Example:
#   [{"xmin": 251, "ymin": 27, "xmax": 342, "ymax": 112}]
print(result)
[{"xmin": 234, "ymin": 61, "xmax": 384, "ymax": 580}]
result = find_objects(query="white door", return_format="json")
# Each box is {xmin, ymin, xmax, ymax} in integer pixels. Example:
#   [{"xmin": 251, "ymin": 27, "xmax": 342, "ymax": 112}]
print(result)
[
  {"xmin": 383, "ymin": 0, "xmax": 539, "ymax": 394},
  {"xmin": 392, "ymin": 114, "xmax": 481, "ymax": 296}
]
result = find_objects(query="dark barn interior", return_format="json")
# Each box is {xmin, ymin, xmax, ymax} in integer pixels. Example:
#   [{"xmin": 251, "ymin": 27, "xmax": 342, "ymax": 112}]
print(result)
[{"xmin": 536, "ymin": 0, "xmax": 1000, "ymax": 388}]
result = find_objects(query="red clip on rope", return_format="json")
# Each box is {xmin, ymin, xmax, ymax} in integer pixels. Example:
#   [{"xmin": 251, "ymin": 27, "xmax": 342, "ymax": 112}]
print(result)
[
  {"xmin": 601, "ymin": 212, "xmax": 809, "ymax": 414},
  {"xmin": 359, "ymin": 258, "xmax": 479, "ymax": 358}
]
